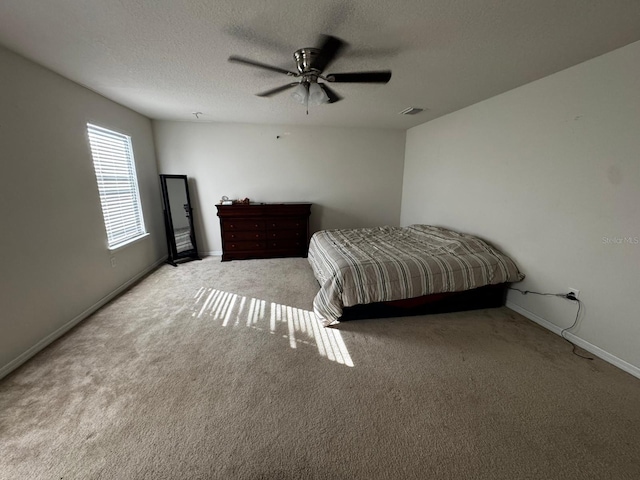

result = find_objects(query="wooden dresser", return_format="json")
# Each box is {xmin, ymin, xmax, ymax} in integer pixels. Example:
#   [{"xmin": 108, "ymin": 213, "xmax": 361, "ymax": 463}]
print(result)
[{"xmin": 216, "ymin": 203, "xmax": 311, "ymax": 261}]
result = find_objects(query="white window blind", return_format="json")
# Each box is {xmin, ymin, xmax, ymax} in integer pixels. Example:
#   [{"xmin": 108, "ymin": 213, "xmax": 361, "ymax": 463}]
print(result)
[{"xmin": 87, "ymin": 123, "xmax": 146, "ymax": 249}]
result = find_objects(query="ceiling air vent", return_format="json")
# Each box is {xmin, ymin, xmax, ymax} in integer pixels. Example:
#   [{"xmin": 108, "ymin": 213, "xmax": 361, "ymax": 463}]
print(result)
[{"xmin": 398, "ymin": 107, "xmax": 424, "ymax": 115}]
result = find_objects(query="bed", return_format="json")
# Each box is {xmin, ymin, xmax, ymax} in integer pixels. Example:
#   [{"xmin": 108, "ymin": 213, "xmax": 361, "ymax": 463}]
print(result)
[{"xmin": 308, "ymin": 225, "xmax": 524, "ymax": 326}]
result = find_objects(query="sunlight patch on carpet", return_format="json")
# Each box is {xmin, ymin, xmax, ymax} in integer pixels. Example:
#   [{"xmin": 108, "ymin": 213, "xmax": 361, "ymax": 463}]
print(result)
[{"xmin": 191, "ymin": 287, "xmax": 354, "ymax": 367}]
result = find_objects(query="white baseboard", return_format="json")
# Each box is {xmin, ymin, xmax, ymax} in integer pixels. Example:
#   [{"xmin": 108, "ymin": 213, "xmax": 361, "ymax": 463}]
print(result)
[
  {"xmin": 200, "ymin": 251, "xmax": 222, "ymax": 257},
  {"xmin": 0, "ymin": 256, "xmax": 168, "ymax": 380},
  {"xmin": 506, "ymin": 301, "xmax": 640, "ymax": 380}
]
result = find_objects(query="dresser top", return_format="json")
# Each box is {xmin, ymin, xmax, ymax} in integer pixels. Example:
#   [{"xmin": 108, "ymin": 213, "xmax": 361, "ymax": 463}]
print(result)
[
  {"xmin": 218, "ymin": 202, "xmax": 311, "ymax": 206},
  {"xmin": 216, "ymin": 202, "xmax": 311, "ymax": 217}
]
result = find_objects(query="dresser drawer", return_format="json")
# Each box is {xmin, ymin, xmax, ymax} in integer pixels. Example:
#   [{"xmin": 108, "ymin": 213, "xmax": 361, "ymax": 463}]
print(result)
[
  {"xmin": 267, "ymin": 239, "xmax": 305, "ymax": 250},
  {"xmin": 266, "ymin": 228, "xmax": 306, "ymax": 240},
  {"xmin": 224, "ymin": 231, "xmax": 265, "ymax": 241},
  {"xmin": 225, "ymin": 240, "xmax": 267, "ymax": 251},
  {"xmin": 223, "ymin": 220, "xmax": 265, "ymax": 231},
  {"xmin": 266, "ymin": 218, "xmax": 306, "ymax": 231}
]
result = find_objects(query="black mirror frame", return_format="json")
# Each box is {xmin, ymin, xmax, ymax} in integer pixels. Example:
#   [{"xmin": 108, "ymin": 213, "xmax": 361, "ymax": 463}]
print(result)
[{"xmin": 159, "ymin": 174, "xmax": 201, "ymax": 266}]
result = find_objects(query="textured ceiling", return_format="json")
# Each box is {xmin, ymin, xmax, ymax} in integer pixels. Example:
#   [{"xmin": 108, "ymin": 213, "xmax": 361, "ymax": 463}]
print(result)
[{"xmin": 1, "ymin": 0, "xmax": 640, "ymax": 130}]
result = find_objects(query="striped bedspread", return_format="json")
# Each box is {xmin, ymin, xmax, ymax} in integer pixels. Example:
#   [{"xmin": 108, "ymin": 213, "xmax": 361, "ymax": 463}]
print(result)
[
  {"xmin": 174, "ymin": 227, "xmax": 193, "ymax": 253},
  {"xmin": 308, "ymin": 225, "xmax": 524, "ymax": 326}
]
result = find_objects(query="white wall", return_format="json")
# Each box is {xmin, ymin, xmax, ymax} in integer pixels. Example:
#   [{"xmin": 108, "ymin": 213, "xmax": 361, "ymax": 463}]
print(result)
[
  {"xmin": 153, "ymin": 121, "xmax": 406, "ymax": 254},
  {"xmin": 401, "ymin": 41, "xmax": 640, "ymax": 372},
  {"xmin": 0, "ymin": 46, "xmax": 166, "ymax": 376}
]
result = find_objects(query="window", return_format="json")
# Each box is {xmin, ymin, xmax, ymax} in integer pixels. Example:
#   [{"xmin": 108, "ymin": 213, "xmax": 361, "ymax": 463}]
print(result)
[{"xmin": 87, "ymin": 123, "xmax": 146, "ymax": 249}]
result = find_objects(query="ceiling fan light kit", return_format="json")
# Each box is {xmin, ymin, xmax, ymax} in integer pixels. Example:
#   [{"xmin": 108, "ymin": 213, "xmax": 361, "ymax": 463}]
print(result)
[
  {"xmin": 291, "ymin": 83, "xmax": 309, "ymax": 104},
  {"xmin": 290, "ymin": 82, "xmax": 330, "ymax": 109},
  {"xmin": 308, "ymin": 82, "xmax": 330, "ymax": 106},
  {"xmin": 228, "ymin": 34, "xmax": 392, "ymax": 110}
]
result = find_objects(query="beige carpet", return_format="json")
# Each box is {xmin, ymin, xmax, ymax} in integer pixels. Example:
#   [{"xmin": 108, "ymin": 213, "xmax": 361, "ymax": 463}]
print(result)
[{"xmin": 1, "ymin": 256, "xmax": 639, "ymax": 480}]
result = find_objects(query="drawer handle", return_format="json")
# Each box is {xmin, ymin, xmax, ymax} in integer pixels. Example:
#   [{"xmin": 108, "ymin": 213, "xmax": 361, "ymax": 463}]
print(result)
[
  {"xmin": 231, "ymin": 244, "xmax": 235, "ymax": 248},
  {"xmin": 256, "ymin": 234, "xmax": 260, "ymax": 238},
  {"xmin": 230, "ymin": 224, "xmax": 234, "ymax": 228},
  {"xmin": 231, "ymin": 234, "xmax": 235, "ymax": 238},
  {"xmin": 255, "ymin": 224, "xmax": 259, "ymax": 228}
]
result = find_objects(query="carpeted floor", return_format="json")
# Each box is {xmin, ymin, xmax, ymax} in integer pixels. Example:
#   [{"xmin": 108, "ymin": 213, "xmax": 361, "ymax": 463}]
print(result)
[{"xmin": 1, "ymin": 256, "xmax": 639, "ymax": 479}]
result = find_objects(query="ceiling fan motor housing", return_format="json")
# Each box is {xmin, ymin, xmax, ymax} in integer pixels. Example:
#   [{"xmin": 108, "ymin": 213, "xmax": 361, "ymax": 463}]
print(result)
[{"xmin": 294, "ymin": 48, "xmax": 321, "ymax": 75}]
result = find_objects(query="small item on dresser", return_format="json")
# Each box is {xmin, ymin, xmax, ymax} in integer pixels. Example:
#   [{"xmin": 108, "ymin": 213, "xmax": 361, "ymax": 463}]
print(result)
[
  {"xmin": 233, "ymin": 197, "xmax": 251, "ymax": 205},
  {"xmin": 220, "ymin": 196, "xmax": 233, "ymax": 205}
]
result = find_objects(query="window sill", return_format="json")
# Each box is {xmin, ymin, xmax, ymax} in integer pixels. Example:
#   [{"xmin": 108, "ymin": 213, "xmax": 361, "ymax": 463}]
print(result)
[{"xmin": 108, "ymin": 233, "xmax": 150, "ymax": 252}]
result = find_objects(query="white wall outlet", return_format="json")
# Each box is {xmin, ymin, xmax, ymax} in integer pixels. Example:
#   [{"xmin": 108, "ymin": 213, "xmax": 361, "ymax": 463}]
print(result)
[
  {"xmin": 110, "ymin": 256, "xmax": 117, "ymax": 268},
  {"xmin": 569, "ymin": 288, "xmax": 579, "ymax": 299}
]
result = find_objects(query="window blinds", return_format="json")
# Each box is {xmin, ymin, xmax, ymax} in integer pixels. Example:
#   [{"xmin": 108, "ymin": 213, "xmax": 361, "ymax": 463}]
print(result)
[{"xmin": 87, "ymin": 124, "xmax": 146, "ymax": 249}]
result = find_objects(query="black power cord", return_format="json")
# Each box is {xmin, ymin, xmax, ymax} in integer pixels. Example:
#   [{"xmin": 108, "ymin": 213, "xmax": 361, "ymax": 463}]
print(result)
[{"xmin": 509, "ymin": 288, "xmax": 593, "ymax": 360}]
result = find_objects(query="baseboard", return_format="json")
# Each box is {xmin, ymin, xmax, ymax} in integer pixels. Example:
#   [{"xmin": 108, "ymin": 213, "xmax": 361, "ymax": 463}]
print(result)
[
  {"xmin": 200, "ymin": 250, "xmax": 222, "ymax": 257},
  {"xmin": 506, "ymin": 301, "xmax": 640, "ymax": 380},
  {"xmin": 0, "ymin": 256, "xmax": 168, "ymax": 380}
]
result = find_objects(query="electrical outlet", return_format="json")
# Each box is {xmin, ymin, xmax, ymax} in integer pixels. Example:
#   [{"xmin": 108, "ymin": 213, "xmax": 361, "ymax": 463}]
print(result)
[
  {"xmin": 568, "ymin": 288, "xmax": 579, "ymax": 299},
  {"xmin": 110, "ymin": 256, "xmax": 117, "ymax": 268}
]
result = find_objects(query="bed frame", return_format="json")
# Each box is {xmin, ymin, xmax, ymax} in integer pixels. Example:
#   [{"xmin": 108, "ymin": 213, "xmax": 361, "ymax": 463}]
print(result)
[{"xmin": 338, "ymin": 283, "xmax": 508, "ymax": 321}]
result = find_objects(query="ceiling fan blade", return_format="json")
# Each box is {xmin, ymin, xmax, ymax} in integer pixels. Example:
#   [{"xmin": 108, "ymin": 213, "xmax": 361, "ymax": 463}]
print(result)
[
  {"xmin": 256, "ymin": 83, "xmax": 299, "ymax": 97},
  {"xmin": 228, "ymin": 56, "xmax": 297, "ymax": 76},
  {"xmin": 310, "ymin": 35, "xmax": 346, "ymax": 73},
  {"xmin": 319, "ymin": 83, "xmax": 342, "ymax": 103},
  {"xmin": 327, "ymin": 71, "xmax": 392, "ymax": 83}
]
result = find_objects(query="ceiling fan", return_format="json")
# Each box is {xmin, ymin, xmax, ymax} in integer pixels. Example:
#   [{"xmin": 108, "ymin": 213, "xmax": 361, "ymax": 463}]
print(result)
[{"xmin": 228, "ymin": 34, "xmax": 392, "ymax": 107}]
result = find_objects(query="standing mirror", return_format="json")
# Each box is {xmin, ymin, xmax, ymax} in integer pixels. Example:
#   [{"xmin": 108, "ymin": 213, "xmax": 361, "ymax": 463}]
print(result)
[{"xmin": 160, "ymin": 174, "xmax": 200, "ymax": 266}]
